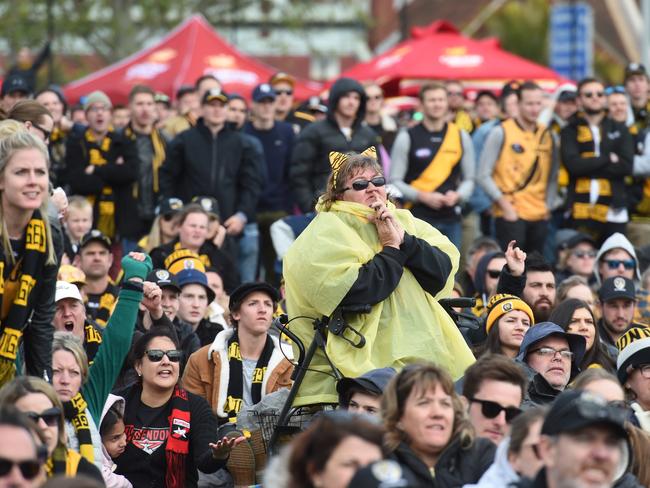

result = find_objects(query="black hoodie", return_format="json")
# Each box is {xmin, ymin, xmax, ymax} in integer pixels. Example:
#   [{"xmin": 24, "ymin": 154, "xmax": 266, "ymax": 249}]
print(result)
[{"xmin": 289, "ymin": 77, "xmax": 381, "ymax": 212}]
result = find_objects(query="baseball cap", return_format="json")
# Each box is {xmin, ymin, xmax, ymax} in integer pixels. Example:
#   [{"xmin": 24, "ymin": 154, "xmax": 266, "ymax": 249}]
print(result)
[
  {"xmin": 541, "ymin": 389, "xmax": 628, "ymax": 439},
  {"xmin": 55, "ymin": 281, "xmax": 83, "ymax": 303},
  {"xmin": 155, "ymin": 197, "xmax": 184, "ymax": 217},
  {"xmin": 625, "ymin": 63, "xmax": 647, "ymax": 81},
  {"xmin": 598, "ymin": 277, "xmax": 636, "ymax": 302},
  {"xmin": 307, "ymin": 96, "xmax": 327, "ymax": 113},
  {"xmin": 269, "ymin": 72, "xmax": 295, "ymax": 88},
  {"xmin": 146, "ymin": 269, "xmax": 181, "ymax": 294},
  {"xmin": 1, "ymin": 75, "xmax": 31, "ymax": 98},
  {"xmin": 191, "ymin": 196, "xmax": 220, "ymax": 219},
  {"xmin": 79, "ymin": 230, "xmax": 112, "ymax": 251},
  {"xmin": 154, "ymin": 92, "xmax": 171, "ymax": 107},
  {"xmin": 558, "ymin": 231, "xmax": 596, "ymax": 250},
  {"xmin": 229, "ymin": 282, "xmax": 280, "ymax": 312},
  {"xmin": 616, "ymin": 327, "xmax": 650, "ymax": 383},
  {"xmin": 252, "ymin": 83, "xmax": 276, "ymax": 102},
  {"xmin": 202, "ymin": 88, "xmax": 228, "ymax": 105},
  {"xmin": 176, "ymin": 268, "xmax": 215, "ymax": 303},
  {"xmin": 557, "ymin": 89, "xmax": 578, "ymax": 102},
  {"xmin": 347, "ymin": 459, "xmax": 417, "ymax": 488},
  {"xmin": 336, "ymin": 367, "xmax": 396, "ymax": 406}
]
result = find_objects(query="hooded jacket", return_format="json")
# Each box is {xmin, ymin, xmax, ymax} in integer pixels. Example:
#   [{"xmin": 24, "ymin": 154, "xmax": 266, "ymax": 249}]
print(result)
[
  {"xmin": 462, "ymin": 437, "xmax": 520, "ymax": 488},
  {"xmin": 99, "ymin": 394, "xmax": 133, "ymax": 488},
  {"xmin": 182, "ymin": 328, "xmax": 293, "ymax": 419},
  {"xmin": 289, "ymin": 77, "xmax": 381, "ymax": 212},
  {"xmin": 594, "ymin": 232, "xmax": 642, "ymax": 284}
]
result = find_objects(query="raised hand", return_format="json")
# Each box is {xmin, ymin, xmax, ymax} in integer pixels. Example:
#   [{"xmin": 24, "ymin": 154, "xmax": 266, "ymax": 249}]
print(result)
[{"xmin": 505, "ymin": 240, "xmax": 526, "ymax": 277}]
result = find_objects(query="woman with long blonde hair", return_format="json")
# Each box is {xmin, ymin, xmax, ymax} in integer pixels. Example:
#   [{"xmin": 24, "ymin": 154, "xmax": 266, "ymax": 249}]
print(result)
[{"xmin": 0, "ymin": 124, "xmax": 57, "ymax": 386}]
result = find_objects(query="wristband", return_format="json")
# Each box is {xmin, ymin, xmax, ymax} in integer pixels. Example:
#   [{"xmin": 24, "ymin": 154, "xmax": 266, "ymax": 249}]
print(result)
[{"xmin": 121, "ymin": 280, "xmax": 144, "ymax": 293}]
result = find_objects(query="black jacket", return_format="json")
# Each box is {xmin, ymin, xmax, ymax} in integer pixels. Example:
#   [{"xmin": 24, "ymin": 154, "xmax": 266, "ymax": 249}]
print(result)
[
  {"xmin": 389, "ymin": 437, "xmax": 496, "ymax": 487},
  {"xmin": 560, "ymin": 114, "xmax": 634, "ymax": 212},
  {"xmin": 159, "ymin": 119, "xmax": 263, "ymax": 222},
  {"xmin": 289, "ymin": 77, "xmax": 381, "ymax": 212},
  {"xmin": 65, "ymin": 129, "xmax": 140, "ymax": 238},
  {"xmin": 515, "ymin": 468, "xmax": 643, "ymax": 488}
]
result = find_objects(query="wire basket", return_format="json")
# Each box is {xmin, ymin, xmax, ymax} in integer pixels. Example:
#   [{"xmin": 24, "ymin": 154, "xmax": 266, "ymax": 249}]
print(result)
[{"xmin": 251, "ymin": 407, "xmax": 318, "ymax": 453}]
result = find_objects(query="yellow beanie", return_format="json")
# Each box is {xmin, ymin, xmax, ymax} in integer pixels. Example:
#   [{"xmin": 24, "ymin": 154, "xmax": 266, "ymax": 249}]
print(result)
[{"xmin": 485, "ymin": 294, "xmax": 534, "ymax": 334}]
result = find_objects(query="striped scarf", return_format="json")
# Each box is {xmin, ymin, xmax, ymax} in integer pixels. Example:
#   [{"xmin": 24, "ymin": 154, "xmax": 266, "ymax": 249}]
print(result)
[
  {"xmin": 0, "ymin": 210, "xmax": 49, "ymax": 387},
  {"xmin": 84, "ymin": 129, "xmax": 116, "ymax": 237},
  {"xmin": 166, "ymin": 386, "xmax": 191, "ymax": 488},
  {"xmin": 63, "ymin": 392, "xmax": 94, "ymax": 464}
]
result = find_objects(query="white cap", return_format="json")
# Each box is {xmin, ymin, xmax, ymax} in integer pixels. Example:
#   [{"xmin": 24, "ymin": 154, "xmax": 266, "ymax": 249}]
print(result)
[{"xmin": 55, "ymin": 280, "xmax": 82, "ymax": 303}]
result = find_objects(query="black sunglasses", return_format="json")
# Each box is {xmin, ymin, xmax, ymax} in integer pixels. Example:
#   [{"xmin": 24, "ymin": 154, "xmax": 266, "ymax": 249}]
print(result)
[
  {"xmin": 581, "ymin": 91, "xmax": 605, "ymax": 99},
  {"xmin": 275, "ymin": 89, "xmax": 293, "ymax": 96},
  {"xmin": 32, "ymin": 123, "xmax": 51, "ymax": 142},
  {"xmin": 469, "ymin": 398, "xmax": 522, "ymax": 423},
  {"xmin": 25, "ymin": 407, "xmax": 61, "ymax": 427},
  {"xmin": 0, "ymin": 457, "xmax": 41, "ymax": 480},
  {"xmin": 486, "ymin": 269, "xmax": 501, "ymax": 279},
  {"xmin": 145, "ymin": 349, "xmax": 182, "ymax": 363},
  {"xmin": 343, "ymin": 176, "xmax": 386, "ymax": 192}
]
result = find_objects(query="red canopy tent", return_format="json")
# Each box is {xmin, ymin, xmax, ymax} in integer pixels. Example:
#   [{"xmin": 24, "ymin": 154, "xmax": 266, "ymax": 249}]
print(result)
[
  {"xmin": 338, "ymin": 21, "xmax": 567, "ymax": 96},
  {"xmin": 64, "ymin": 15, "xmax": 320, "ymax": 104}
]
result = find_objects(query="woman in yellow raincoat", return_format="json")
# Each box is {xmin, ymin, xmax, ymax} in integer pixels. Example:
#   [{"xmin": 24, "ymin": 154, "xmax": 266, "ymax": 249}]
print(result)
[{"xmin": 283, "ymin": 147, "xmax": 475, "ymax": 406}]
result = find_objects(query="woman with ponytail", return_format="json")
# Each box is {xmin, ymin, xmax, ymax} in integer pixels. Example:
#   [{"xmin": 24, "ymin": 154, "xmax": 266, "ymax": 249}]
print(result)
[
  {"xmin": 114, "ymin": 327, "xmax": 244, "ymax": 488},
  {"xmin": 0, "ymin": 124, "xmax": 58, "ymax": 386},
  {"xmin": 0, "ymin": 376, "xmax": 103, "ymax": 482}
]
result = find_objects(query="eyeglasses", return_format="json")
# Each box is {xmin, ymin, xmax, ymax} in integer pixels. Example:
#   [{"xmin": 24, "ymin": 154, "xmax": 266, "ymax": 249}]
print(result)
[
  {"xmin": 529, "ymin": 347, "xmax": 574, "ymax": 360},
  {"xmin": 469, "ymin": 398, "xmax": 522, "ymax": 423},
  {"xmin": 604, "ymin": 259, "xmax": 636, "ymax": 270},
  {"xmin": 0, "ymin": 457, "xmax": 41, "ymax": 480},
  {"xmin": 368, "ymin": 95, "xmax": 383, "ymax": 100},
  {"xmin": 486, "ymin": 269, "xmax": 502, "ymax": 279},
  {"xmin": 581, "ymin": 91, "xmax": 605, "ymax": 99},
  {"xmin": 31, "ymin": 123, "xmax": 51, "ymax": 142},
  {"xmin": 572, "ymin": 250, "xmax": 596, "ymax": 259},
  {"xmin": 145, "ymin": 349, "xmax": 182, "ymax": 363},
  {"xmin": 605, "ymin": 85, "xmax": 626, "ymax": 96},
  {"xmin": 25, "ymin": 407, "xmax": 61, "ymax": 427},
  {"xmin": 275, "ymin": 89, "xmax": 293, "ymax": 96},
  {"xmin": 343, "ymin": 176, "xmax": 386, "ymax": 192},
  {"xmin": 634, "ymin": 364, "xmax": 650, "ymax": 379},
  {"xmin": 447, "ymin": 91, "xmax": 464, "ymax": 97}
]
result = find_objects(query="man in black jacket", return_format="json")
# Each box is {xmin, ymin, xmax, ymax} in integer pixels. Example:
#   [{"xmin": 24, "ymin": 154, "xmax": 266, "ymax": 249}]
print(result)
[
  {"xmin": 159, "ymin": 88, "xmax": 263, "ymax": 254},
  {"xmin": 561, "ymin": 78, "xmax": 634, "ymax": 244},
  {"xmin": 289, "ymin": 77, "xmax": 381, "ymax": 213}
]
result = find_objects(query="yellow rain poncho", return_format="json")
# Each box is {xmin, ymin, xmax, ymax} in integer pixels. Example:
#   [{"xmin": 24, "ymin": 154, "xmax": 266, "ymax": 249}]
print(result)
[{"xmin": 284, "ymin": 199, "xmax": 475, "ymax": 406}]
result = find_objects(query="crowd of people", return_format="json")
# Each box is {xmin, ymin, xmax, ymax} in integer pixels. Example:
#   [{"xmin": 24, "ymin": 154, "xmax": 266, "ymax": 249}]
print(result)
[{"xmin": 0, "ymin": 56, "xmax": 649, "ymax": 488}]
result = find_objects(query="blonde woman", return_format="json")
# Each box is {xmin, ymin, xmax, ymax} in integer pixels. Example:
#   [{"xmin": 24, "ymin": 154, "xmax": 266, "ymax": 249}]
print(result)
[{"xmin": 0, "ymin": 125, "xmax": 58, "ymax": 386}]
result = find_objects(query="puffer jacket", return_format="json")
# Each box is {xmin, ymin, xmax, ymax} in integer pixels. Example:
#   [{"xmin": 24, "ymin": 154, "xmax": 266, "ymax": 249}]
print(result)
[{"xmin": 289, "ymin": 77, "xmax": 381, "ymax": 212}]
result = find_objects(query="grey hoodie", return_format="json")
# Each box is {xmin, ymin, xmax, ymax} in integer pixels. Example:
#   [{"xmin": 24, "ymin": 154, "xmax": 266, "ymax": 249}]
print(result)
[{"xmin": 594, "ymin": 232, "xmax": 641, "ymax": 284}]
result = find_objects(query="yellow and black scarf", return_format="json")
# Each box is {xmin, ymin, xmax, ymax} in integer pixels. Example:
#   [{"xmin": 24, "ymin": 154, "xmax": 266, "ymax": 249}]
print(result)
[
  {"xmin": 124, "ymin": 123, "xmax": 166, "ymax": 194},
  {"xmin": 0, "ymin": 210, "xmax": 49, "ymax": 387},
  {"xmin": 224, "ymin": 331, "xmax": 274, "ymax": 422},
  {"xmin": 83, "ymin": 129, "xmax": 116, "ymax": 238},
  {"xmin": 83, "ymin": 321, "xmax": 103, "ymax": 364},
  {"xmin": 62, "ymin": 392, "xmax": 94, "ymax": 464}
]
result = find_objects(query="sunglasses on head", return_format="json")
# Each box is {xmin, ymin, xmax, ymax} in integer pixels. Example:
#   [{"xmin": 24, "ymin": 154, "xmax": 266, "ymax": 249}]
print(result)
[
  {"xmin": 605, "ymin": 85, "xmax": 626, "ymax": 96},
  {"xmin": 343, "ymin": 176, "xmax": 386, "ymax": 192},
  {"xmin": 0, "ymin": 457, "xmax": 41, "ymax": 480},
  {"xmin": 25, "ymin": 407, "xmax": 61, "ymax": 427},
  {"xmin": 486, "ymin": 269, "xmax": 502, "ymax": 279},
  {"xmin": 145, "ymin": 349, "xmax": 182, "ymax": 363},
  {"xmin": 469, "ymin": 398, "xmax": 522, "ymax": 423},
  {"xmin": 605, "ymin": 259, "xmax": 635, "ymax": 270}
]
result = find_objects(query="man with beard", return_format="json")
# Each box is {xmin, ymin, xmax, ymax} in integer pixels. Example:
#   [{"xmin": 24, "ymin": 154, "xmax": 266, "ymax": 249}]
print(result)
[
  {"xmin": 522, "ymin": 253, "xmax": 556, "ymax": 322},
  {"xmin": 561, "ymin": 78, "xmax": 634, "ymax": 244},
  {"xmin": 598, "ymin": 276, "xmax": 647, "ymax": 349}
]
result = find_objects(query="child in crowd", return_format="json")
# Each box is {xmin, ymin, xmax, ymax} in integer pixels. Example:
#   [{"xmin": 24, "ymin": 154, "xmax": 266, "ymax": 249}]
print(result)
[
  {"xmin": 100, "ymin": 394, "xmax": 132, "ymax": 488},
  {"xmin": 63, "ymin": 196, "xmax": 93, "ymax": 263}
]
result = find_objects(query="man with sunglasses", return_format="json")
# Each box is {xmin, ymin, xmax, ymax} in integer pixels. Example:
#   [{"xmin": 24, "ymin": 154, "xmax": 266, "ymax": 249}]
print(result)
[
  {"xmin": 269, "ymin": 72, "xmax": 314, "ymax": 135},
  {"xmin": 516, "ymin": 322, "xmax": 585, "ymax": 405},
  {"xmin": 390, "ymin": 82, "xmax": 475, "ymax": 248},
  {"xmin": 561, "ymin": 78, "xmax": 634, "ymax": 244},
  {"xmin": 0, "ymin": 407, "xmax": 45, "ymax": 488},
  {"xmin": 462, "ymin": 354, "xmax": 528, "ymax": 445},
  {"xmin": 515, "ymin": 389, "xmax": 632, "ymax": 488}
]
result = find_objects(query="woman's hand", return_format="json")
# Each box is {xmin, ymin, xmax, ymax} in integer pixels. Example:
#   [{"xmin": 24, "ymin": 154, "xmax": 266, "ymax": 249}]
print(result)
[
  {"xmin": 505, "ymin": 240, "xmax": 526, "ymax": 277},
  {"xmin": 141, "ymin": 281, "xmax": 163, "ymax": 319},
  {"xmin": 209, "ymin": 435, "xmax": 246, "ymax": 460},
  {"xmin": 370, "ymin": 201, "xmax": 403, "ymax": 249}
]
